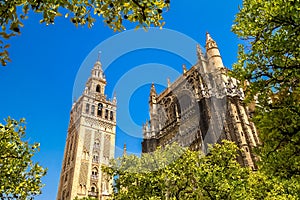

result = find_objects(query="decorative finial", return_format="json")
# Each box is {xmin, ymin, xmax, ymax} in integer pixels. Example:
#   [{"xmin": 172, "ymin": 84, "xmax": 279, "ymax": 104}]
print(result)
[
  {"xmin": 206, "ymin": 32, "xmax": 214, "ymax": 42},
  {"xmin": 97, "ymin": 51, "xmax": 102, "ymax": 61},
  {"xmin": 182, "ymin": 64, "xmax": 187, "ymax": 73},
  {"xmin": 123, "ymin": 143, "xmax": 127, "ymax": 156},
  {"xmin": 167, "ymin": 78, "xmax": 171, "ymax": 87},
  {"xmin": 197, "ymin": 44, "xmax": 205, "ymax": 61},
  {"xmin": 150, "ymin": 83, "xmax": 156, "ymax": 94},
  {"xmin": 150, "ymin": 83, "xmax": 157, "ymax": 102}
]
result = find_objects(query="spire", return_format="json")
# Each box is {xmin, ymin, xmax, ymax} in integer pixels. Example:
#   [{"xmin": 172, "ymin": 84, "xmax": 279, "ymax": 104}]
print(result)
[
  {"xmin": 123, "ymin": 143, "xmax": 127, "ymax": 156},
  {"xmin": 150, "ymin": 83, "xmax": 157, "ymax": 97},
  {"xmin": 113, "ymin": 91, "xmax": 117, "ymax": 104},
  {"xmin": 205, "ymin": 32, "xmax": 218, "ymax": 50},
  {"xmin": 205, "ymin": 32, "xmax": 224, "ymax": 70},
  {"xmin": 93, "ymin": 51, "xmax": 103, "ymax": 71},
  {"xmin": 149, "ymin": 83, "xmax": 157, "ymax": 104},
  {"xmin": 196, "ymin": 44, "xmax": 205, "ymax": 61},
  {"xmin": 91, "ymin": 51, "xmax": 105, "ymax": 80},
  {"xmin": 182, "ymin": 64, "xmax": 187, "ymax": 74},
  {"xmin": 167, "ymin": 78, "xmax": 171, "ymax": 87}
]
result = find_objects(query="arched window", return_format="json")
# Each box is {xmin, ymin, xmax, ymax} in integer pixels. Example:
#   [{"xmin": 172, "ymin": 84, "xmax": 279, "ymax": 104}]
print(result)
[
  {"xmin": 105, "ymin": 109, "xmax": 108, "ymax": 119},
  {"xmin": 91, "ymin": 105, "xmax": 95, "ymax": 116},
  {"xmin": 85, "ymin": 103, "xmax": 90, "ymax": 114},
  {"xmin": 94, "ymin": 139, "xmax": 100, "ymax": 149},
  {"xmin": 179, "ymin": 94, "xmax": 192, "ymax": 111},
  {"xmin": 96, "ymin": 85, "xmax": 101, "ymax": 93},
  {"xmin": 93, "ymin": 154, "xmax": 99, "ymax": 163},
  {"xmin": 91, "ymin": 167, "xmax": 98, "ymax": 179},
  {"xmin": 91, "ymin": 184, "xmax": 97, "ymax": 193},
  {"xmin": 110, "ymin": 111, "xmax": 114, "ymax": 121},
  {"xmin": 97, "ymin": 103, "xmax": 103, "ymax": 117}
]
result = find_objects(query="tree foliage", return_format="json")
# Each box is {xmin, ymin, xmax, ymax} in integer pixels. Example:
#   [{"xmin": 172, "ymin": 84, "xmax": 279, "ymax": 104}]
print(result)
[
  {"xmin": 232, "ymin": 0, "xmax": 300, "ymax": 196},
  {"xmin": 0, "ymin": 117, "xmax": 47, "ymax": 199},
  {"xmin": 0, "ymin": 0, "xmax": 170, "ymax": 66},
  {"xmin": 232, "ymin": 0, "xmax": 299, "ymax": 106},
  {"xmin": 104, "ymin": 141, "xmax": 300, "ymax": 199}
]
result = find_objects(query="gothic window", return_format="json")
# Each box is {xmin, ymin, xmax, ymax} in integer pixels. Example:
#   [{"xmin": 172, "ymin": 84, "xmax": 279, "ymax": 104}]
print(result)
[
  {"xmin": 91, "ymin": 105, "xmax": 95, "ymax": 116},
  {"xmin": 91, "ymin": 185, "xmax": 97, "ymax": 193},
  {"xmin": 179, "ymin": 94, "xmax": 192, "ymax": 111},
  {"xmin": 97, "ymin": 103, "xmax": 103, "ymax": 117},
  {"xmin": 78, "ymin": 184, "xmax": 83, "ymax": 194},
  {"xmin": 105, "ymin": 109, "xmax": 108, "ymax": 119},
  {"xmin": 82, "ymin": 150, "xmax": 89, "ymax": 160},
  {"xmin": 91, "ymin": 167, "xmax": 98, "ymax": 179},
  {"xmin": 110, "ymin": 111, "xmax": 114, "ymax": 121},
  {"xmin": 93, "ymin": 154, "xmax": 99, "ymax": 163},
  {"xmin": 85, "ymin": 103, "xmax": 90, "ymax": 114},
  {"xmin": 94, "ymin": 139, "xmax": 100, "ymax": 149},
  {"xmin": 90, "ymin": 184, "xmax": 98, "ymax": 196},
  {"xmin": 96, "ymin": 84, "xmax": 101, "ymax": 93}
]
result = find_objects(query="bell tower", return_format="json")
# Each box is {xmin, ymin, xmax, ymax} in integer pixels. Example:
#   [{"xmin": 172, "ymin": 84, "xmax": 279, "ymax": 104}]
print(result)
[{"xmin": 57, "ymin": 55, "xmax": 117, "ymax": 200}]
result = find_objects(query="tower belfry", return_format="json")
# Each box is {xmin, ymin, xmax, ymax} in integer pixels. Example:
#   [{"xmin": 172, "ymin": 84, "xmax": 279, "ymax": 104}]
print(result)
[{"xmin": 57, "ymin": 56, "xmax": 117, "ymax": 200}]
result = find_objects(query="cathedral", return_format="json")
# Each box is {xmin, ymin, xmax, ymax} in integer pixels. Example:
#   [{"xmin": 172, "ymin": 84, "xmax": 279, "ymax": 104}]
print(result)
[
  {"xmin": 57, "ymin": 57, "xmax": 117, "ymax": 200},
  {"xmin": 142, "ymin": 33, "xmax": 259, "ymax": 169},
  {"xmin": 57, "ymin": 32, "xmax": 260, "ymax": 200}
]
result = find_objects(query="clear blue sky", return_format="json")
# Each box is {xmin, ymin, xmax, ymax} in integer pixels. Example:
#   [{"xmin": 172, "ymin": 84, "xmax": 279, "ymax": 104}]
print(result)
[{"xmin": 0, "ymin": 1, "xmax": 242, "ymax": 199}]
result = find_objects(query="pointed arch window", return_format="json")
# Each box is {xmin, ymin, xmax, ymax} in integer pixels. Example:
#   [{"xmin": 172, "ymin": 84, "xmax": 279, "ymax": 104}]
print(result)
[
  {"xmin": 93, "ymin": 154, "xmax": 99, "ymax": 163},
  {"xmin": 91, "ymin": 167, "xmax": 99, "ymax": 179},
  {"xmin": 94, "ymin": 139, "xmax": 100, "ymax": 149},
  {"xmin": 179, "ymin": 94, "xmax": 192, "ymax": 111},
  {"xmin": 96, "ymin": 85, "xmax": 101, "ymax": 93},
  {"xmin": 89, "ymin": 184, "xmax": 98, "ymax": 197},
  {"xmin": 91, "ymin": 186, "xmax": 96, "ymax": 192},
  {"xmin": 97, "ymin": 103, "xmax": 103, "ymax": 117}
]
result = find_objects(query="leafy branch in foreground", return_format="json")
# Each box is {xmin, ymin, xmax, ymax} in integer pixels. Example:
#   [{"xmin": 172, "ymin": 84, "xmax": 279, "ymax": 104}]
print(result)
[
  {"xmin": 0, "ymin": 117, "xmax": 47, "ymax": 199},
  {"xmin": 103, "ymin": 140, "xmax": 300, "ymax": 199},
  {"xmin": 0, "ymin": 0, "xmax": 170, "ymax": 66},
  {"xmin": 232, "ymin": 0, "xmax": 300, "ymax": 198}
]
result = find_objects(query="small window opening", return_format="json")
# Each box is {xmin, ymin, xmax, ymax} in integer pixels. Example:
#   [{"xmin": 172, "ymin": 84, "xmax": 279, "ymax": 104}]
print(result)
[
  {"xmin": 110, "ymin": 111, "xmax": 114, "ymax": 121},
  {"xmin": 91, "ymin": 105, "xmax": 95, "ymax": 116},
  {"xmin": 105, "ymin": 109, "xmax": 108, "ymax": 119},
  {"xmin": 97, "ymin": 103, "xmax": 103, "ymax": 117},
  {"xmin": 85, "ymin": 103, "xmax": 90, "ymax": 114},
  {"xmin": 96, "ymin": 85, "xmax": 101, "ymax": 93}
]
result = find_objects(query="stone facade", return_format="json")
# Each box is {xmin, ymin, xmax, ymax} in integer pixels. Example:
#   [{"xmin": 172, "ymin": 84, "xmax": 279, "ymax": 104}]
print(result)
[
  {"xmin": 142, "ymin": 33, "xmax": 259, "ymax": 169},
  {"xmin": 57, "ymin": 58, "xmax": 117, "ymax": 200}
]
